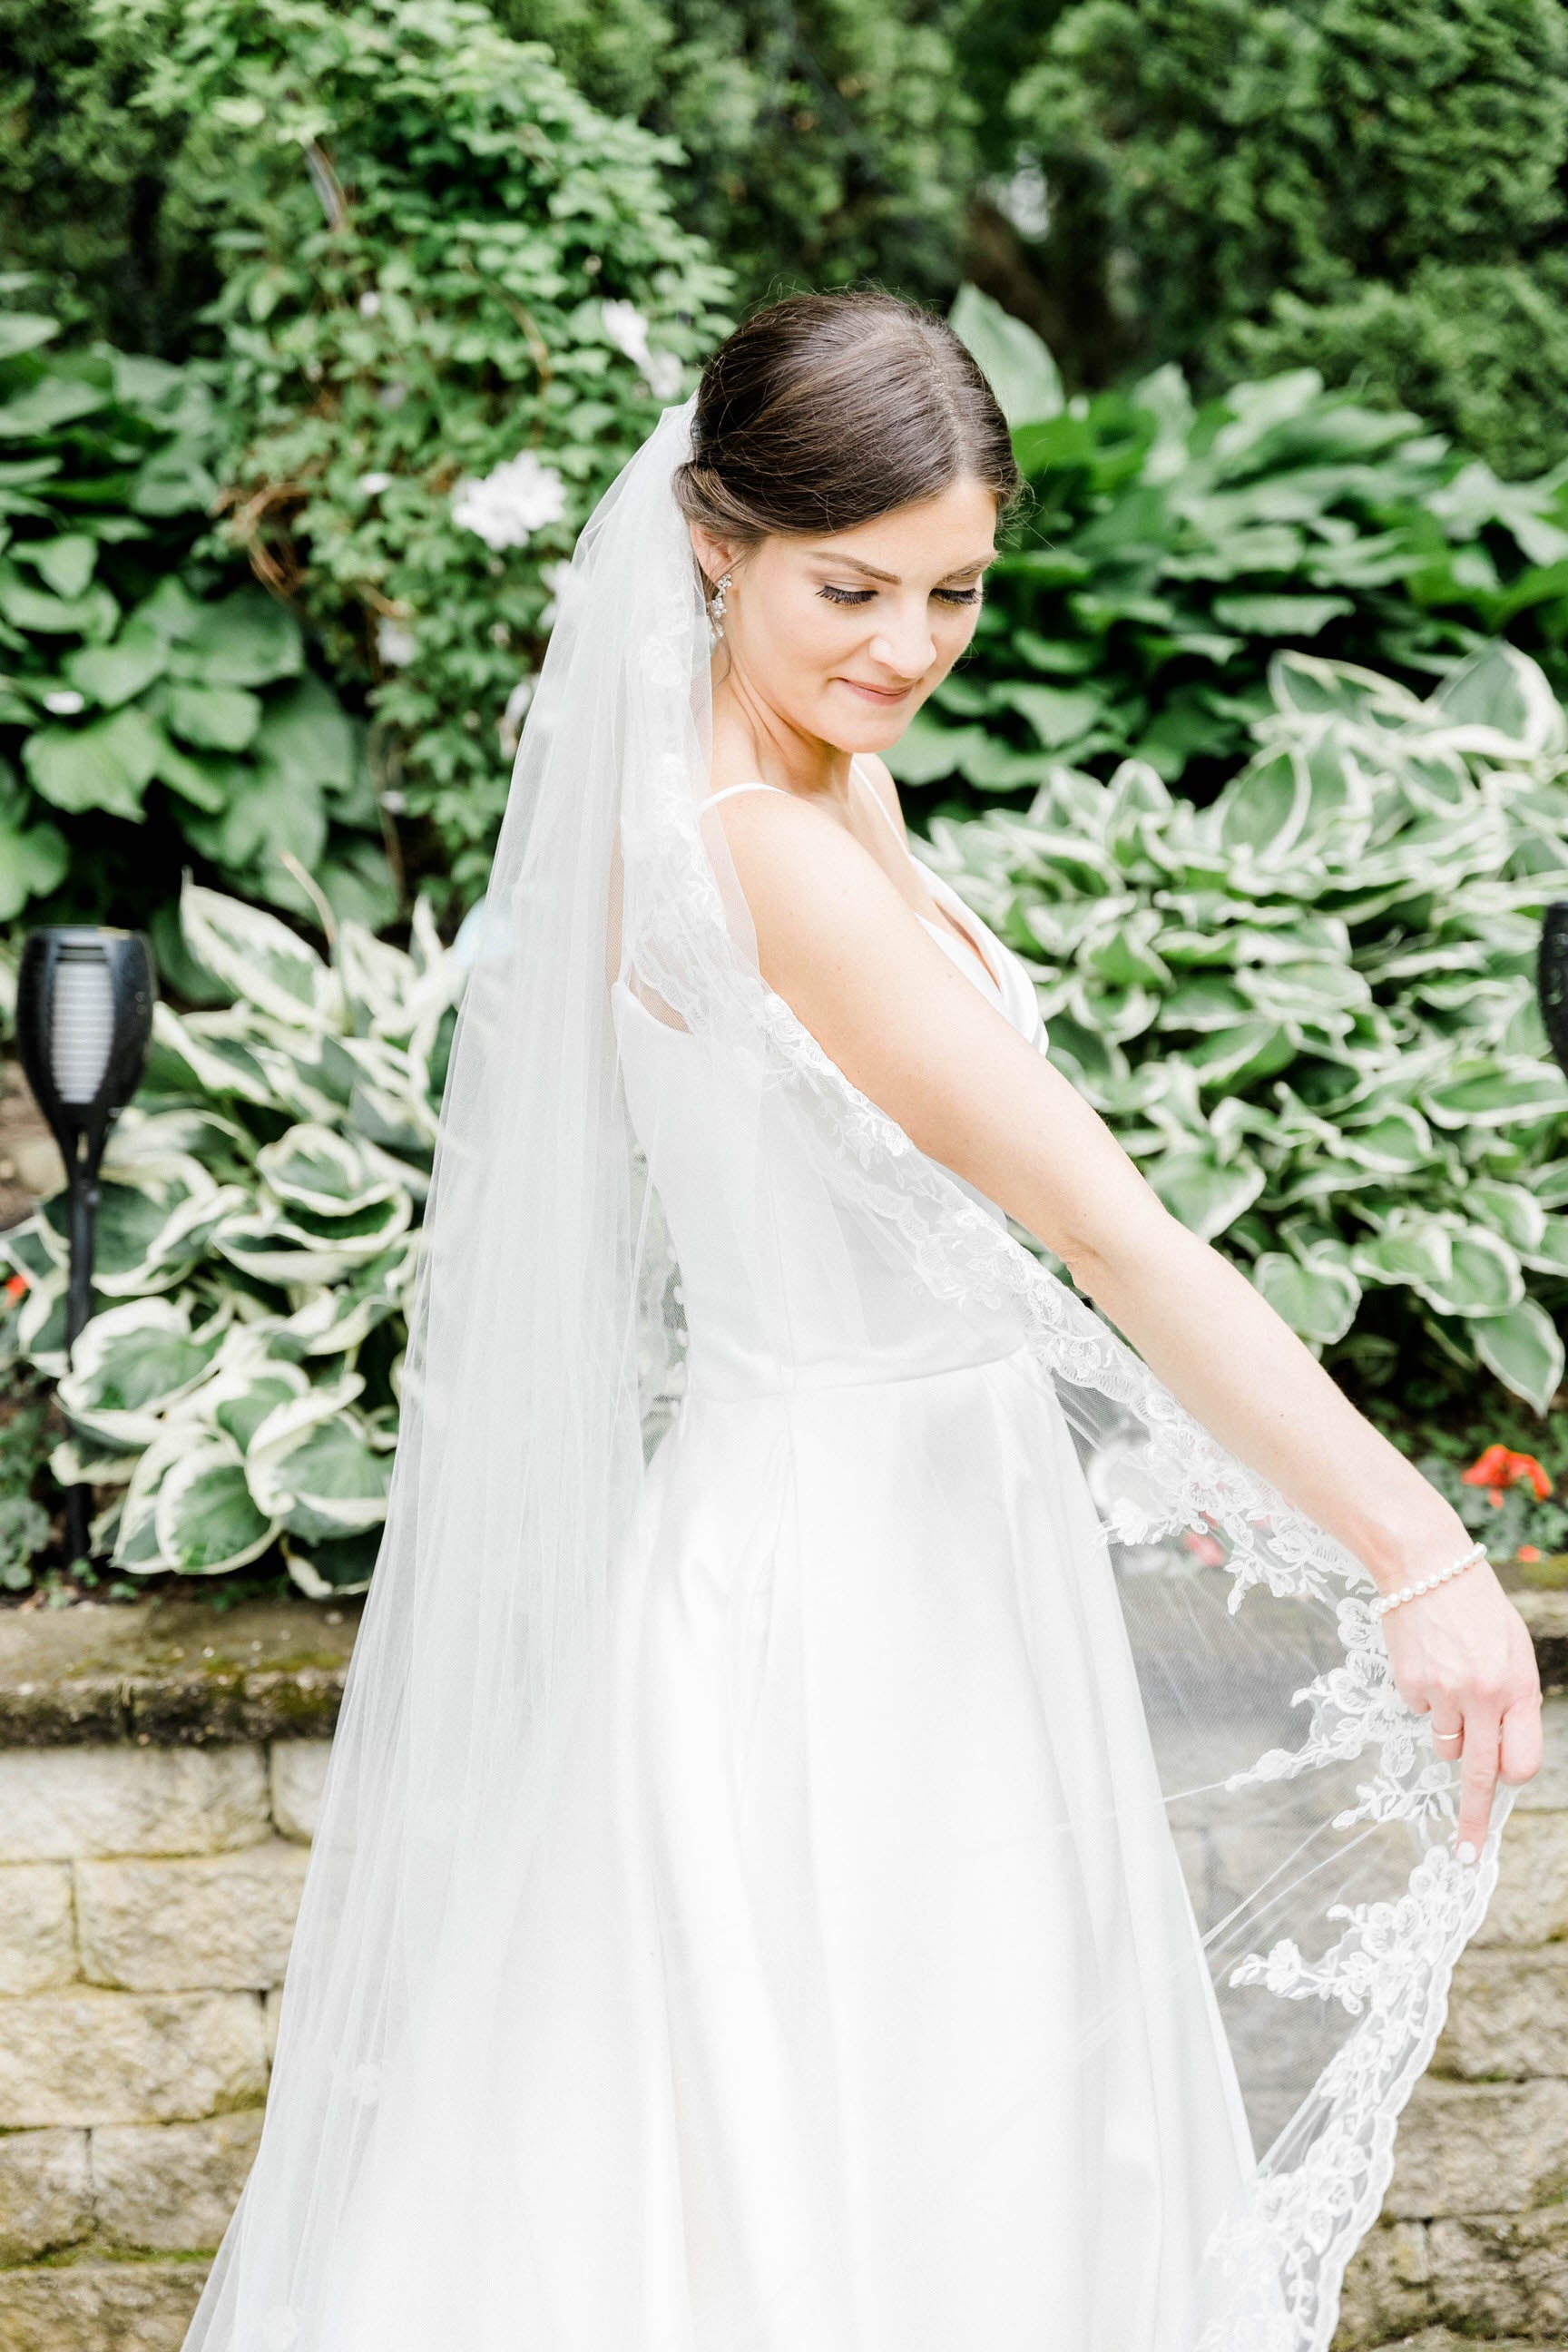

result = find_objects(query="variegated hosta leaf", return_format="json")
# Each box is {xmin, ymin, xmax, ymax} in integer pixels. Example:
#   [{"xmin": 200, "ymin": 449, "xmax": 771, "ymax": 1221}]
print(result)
[
  {"xmin": 335, "ymin": 920, "xmax": 415, "ymax": 1035},
  {"xmin": 155, "ymin": 1437, "xmax": 282, "ymax": 1575},
  {"xmin": 103, "ymin": 1104, "xmax": 254, "ymax": 1174},
  {"xmin": 1146, "ymin": 1149, "xmax": 1268, "ymax": 1240},
  {"xmin": 1251, "ymin": 1250, "xmax": 1362, "ymax": 1347},
  {"xmin": 256, "ymin": 1124, "xmax": 404, "ymax": 1220},
  {"xmin": 1473, "ymin": 1298, "xmax": 1566, "ymax": 1415},
  {"xmin": 56, "ymin": 1294, "xmax": 230, "ymax": 1447},
  {"xmin": 248, "ymin": 1396, "xmax": 390, "ymax": 1542},
  {"xmin": 181, "ymin": 879, "xmax": 341, "ymax": 1031},
  {"xmin": 1420, "ymin": 1059, "xmax": 1568, "ymax": 1131},
  {"xmin": 42, "ymin": 1160, "xmax": 244, "ymax": 1298},
  {"xmin": 284, "ymin": 1527, "xmax": 381, "ymax": 1599},
  {"xmin": 1416, "ymin": 1220, "xmax": 1524, "ymax": 1318},
  {"xmin": 213, "ymin": 1191, "xmax": 411, "ymax": 1287},
  {"xmin": 283, "ymin": 1241, "xmax": 416, "ymax": 1356},
  {"xmin": 149, "ymin": 1002, "xmax": 282, "ymax": 1109},
  {"xmin": 2, "ymin": 1217, "xmax": 59, "ymax": 1288}
]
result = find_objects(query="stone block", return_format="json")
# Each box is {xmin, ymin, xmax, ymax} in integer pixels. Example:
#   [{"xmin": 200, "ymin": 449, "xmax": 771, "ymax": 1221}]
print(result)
[
  {"xmin": 1339, "ymin": 2210, "xmax": 1568, "ymax": 2344},
  {"xmin": 0, "ymin": 1747, "xmax": 269, "ymax": 1863},
  {"xmin": 0, "ymin": 1863, "xmax": 75, "ymax": 1993},
  {"xmin": 1385, "ymin": 2077, "xmax": 1568, "ymax": 2217},
  {"xmin": 76, "ymin": 1842, "xmax": 310, "ymax": 1993},
  {"xmin": 92, "ymin": 2112, "xmax": 263, "ymax": 2251},
  {"xmin": 0, "ymin": 2261, "xmax": 208, "ymax": 2352},
  {"xmin": 263, "ymin": 1986, "xmax": 282, "ymax": 2064},
  {"xmin": 0, "ymin": 1988, "xmax": 268, "ymax": 2126},
  {"xmin": 1433, "ymin": 1943, "xmax": 1568, "ymax": 2079},
  {"xmin": 1335, "ymin": 2215, "xmax": 1432, "ymax": 2346},
  {"xmin": 0, "ymin": 2128, "xmax": 91, "ymax": 2264},
  {"xmin": 269, "ymin": 1738, "xmax": 331, "ymax": 1841},
  {"xmin": 1473, "ymin": 1810, "xmax": 1568, "ymax": 1947},
  {"xmin": 1426, "ymin": 2208, "xmax": 1568, "ymax": 2338}
]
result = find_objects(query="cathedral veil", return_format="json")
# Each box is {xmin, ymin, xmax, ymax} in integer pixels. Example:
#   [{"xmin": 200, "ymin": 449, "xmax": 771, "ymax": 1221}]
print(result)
[{"xmin": 181, "ymin": 395, "xmax": 1516, "ymax": 2352}]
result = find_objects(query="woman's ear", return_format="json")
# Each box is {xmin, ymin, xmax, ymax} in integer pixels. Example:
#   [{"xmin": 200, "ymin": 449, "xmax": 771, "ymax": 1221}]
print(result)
[{"xmin": 688, "ymin": 521, "xmax": 738, "ymax": 586}]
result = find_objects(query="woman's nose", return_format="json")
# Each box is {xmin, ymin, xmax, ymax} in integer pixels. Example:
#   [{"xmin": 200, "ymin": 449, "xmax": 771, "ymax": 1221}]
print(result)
[{"xmin": 868, "ymin": 605, "xmax": 936, "ymax": 681}]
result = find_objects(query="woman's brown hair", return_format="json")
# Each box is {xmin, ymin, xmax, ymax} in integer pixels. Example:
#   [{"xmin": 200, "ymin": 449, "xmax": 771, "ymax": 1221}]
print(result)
[{"xmin": 671, "ymin": 290, "xmax": 1021, "ymax": 564}]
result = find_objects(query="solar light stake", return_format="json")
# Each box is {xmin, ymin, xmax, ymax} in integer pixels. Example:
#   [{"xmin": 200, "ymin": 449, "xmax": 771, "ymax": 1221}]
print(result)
[
  {"xmin": 1542, "ymin": 904, "xmax": 1568, "ymax": 1083},
  {"xmin": 15, "ymin": 929, "xmax": 155, "ymax": 1565}
]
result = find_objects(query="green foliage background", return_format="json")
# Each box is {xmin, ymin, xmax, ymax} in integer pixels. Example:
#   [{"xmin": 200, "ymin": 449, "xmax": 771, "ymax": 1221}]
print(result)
[{"xmin": 960, "ymin": 0, "xmax": 1568, "ymax": 482}]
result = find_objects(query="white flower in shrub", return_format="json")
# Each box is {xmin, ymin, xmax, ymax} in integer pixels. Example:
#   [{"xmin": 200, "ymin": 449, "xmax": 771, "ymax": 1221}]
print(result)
[
  {"xmin": 537, "ymin": 558, "xmax": 573, "ymax": 629},
  {"xmin": 601, "ymin": 299, "xmax": 683, "ymax": 403},
  {"xmin": 377, "ymin": 616, "xmax": 415, "ymax": 667},
  {"xmin": 449, "ymin": 450, "xmax": 566, "ymax": 551}
]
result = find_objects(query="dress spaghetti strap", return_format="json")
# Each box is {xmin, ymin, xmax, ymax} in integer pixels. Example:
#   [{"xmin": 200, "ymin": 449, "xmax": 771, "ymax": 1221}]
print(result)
[
  {"xmin": 700, "ymin": 780, "xmax": 792, "ymax": 809},
  {"xmin": 848, "ymin": 754, "xmax": 914, "ymax": 861}
]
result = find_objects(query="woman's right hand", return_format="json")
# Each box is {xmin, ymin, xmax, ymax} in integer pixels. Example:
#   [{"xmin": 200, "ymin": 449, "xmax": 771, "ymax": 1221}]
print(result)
[{"xmin": 1379, "ymin": 1557, "xmax": 1544, "ymax": 1858}]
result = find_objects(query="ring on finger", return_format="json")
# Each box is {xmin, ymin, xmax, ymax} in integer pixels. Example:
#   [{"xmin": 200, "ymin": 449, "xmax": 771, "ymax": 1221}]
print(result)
[{"xmin": 1433, "ymin": 1727, "xmax": 1463, "ymax": 1746}]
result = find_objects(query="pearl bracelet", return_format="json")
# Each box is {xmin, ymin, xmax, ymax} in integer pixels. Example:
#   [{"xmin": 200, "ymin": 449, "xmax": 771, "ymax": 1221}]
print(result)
[{"xmin": 1370, "ymin": 1538, "xmax": 1487, "ymax": 1620}]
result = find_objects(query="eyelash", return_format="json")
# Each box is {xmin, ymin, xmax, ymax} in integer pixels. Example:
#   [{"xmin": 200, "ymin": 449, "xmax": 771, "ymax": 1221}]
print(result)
[{"xmin": 817, "ymin": 584, "xmax": 980, "ymax": 608}]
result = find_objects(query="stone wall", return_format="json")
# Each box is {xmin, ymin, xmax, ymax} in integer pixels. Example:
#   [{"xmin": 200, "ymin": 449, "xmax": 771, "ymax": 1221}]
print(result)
[{"xmin": 0, "ymin": 1592, "xmax": 1560, "ymax": 2352}]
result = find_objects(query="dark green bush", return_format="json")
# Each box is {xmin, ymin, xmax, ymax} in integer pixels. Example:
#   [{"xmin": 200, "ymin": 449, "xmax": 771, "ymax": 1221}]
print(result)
[
  {"xmin": 972, "ymin": 0, "xmax": 1568, "ymax": 479},
  {"xmin": 0, "ymin": 308, "xmax": 392, "ymax": 944}
]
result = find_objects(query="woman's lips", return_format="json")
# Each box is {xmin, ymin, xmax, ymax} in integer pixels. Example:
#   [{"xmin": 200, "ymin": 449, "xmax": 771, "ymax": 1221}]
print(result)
[{"xmin": 838, "ymin": 679, "xmax": 914, "ymax": 704}]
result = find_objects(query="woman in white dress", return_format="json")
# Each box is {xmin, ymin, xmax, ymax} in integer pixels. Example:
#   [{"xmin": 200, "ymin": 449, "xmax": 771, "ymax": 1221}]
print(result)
[{"xmin": 182, "ymin": 292, "xmax": 1543, "ymax": 2352}]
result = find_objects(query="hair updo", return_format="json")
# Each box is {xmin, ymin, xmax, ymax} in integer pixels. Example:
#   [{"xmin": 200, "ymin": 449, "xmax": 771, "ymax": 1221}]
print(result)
[{"xmin": 671, "ymin": 292, "xmax": 1022, "ymax": 574}]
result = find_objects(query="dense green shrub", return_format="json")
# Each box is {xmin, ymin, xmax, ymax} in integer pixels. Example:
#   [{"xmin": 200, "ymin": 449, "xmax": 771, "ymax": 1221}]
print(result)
[
  {"xmin": 926, "ymin": 641, "xmax": 1568, "ymax": 1413},
  {"xmin": 0, "ymin": 0, "xmax": 218, "ymax": 358},
  {"xmin": 896, "ymin": 292, "xmax": 1568, "ymax": 811},
  {"xmin": 0, "ymin": 308, "xmax": 393, "ymax": 943},
  {"xmin": 118, "ymin": 0, "xmax": 731, "ymax": 907},
  {"xmin": 1, "ymin": 883, "xmax": 463, "ymax": 1592},
  {"xmin": 973, "ymin": 0, "xmax": 1568, "ymax": 479},
  {"xmin": 4, "ymin": 0, "xmax": 970, "ymax": 359},
  {"xmin": 497, "ymin": 0, "xmax": 976, "ymax": 306}
]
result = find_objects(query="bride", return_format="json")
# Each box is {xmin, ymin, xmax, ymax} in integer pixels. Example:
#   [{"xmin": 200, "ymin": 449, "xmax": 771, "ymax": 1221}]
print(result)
[{"xmin": 183, "ymin": 291, "xmax": 1543, "ymax": 2352}]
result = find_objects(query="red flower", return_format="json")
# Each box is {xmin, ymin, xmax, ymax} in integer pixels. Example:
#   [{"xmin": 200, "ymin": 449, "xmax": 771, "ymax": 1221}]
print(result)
[
  {"xmin": 1461, "ymin": 1445, "xmax": 1553, "ymax": 1503},
  {"xmin": 1517, "ymin": 1545, "xmax": 1544, "ymax": 1563},
  {"xmin": 1181, "ymin": 1531, "xmax": 1226, "ymax": 1568},
  {"xmin": 3, "ymin": 1272, "xmax": 25, "ymax": 1303}
]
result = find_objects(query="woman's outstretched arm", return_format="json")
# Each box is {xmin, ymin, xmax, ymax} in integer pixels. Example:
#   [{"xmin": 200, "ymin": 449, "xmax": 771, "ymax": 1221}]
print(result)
[{"xmin": 711, "ymin": 785, "xmax": 1544, "ymax": 1850}]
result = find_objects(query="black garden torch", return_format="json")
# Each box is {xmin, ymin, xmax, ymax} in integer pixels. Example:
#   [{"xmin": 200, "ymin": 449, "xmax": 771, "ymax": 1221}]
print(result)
[
  {"xmin": 15, "ymin": 928, "xmax": 156, "ymax": 1563},
  {"xmin": 1541, "ymin": 904, "xmax": 1568, "ymax": 1083}
]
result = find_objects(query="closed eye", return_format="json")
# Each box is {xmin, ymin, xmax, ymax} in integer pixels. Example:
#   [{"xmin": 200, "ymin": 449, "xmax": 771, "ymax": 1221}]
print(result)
[{"xmin": 817, "ymin": 583, "xmax": 982, "ymax": 607}]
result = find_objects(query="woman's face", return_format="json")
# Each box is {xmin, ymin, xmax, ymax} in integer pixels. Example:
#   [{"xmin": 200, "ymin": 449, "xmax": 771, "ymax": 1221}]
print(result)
[{"xmin": 691, "ymin": 475, "xmax": 997, "ymax": 753}]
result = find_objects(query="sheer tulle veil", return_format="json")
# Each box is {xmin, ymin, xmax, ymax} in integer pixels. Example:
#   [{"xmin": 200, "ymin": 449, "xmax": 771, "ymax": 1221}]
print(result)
[{"xmin": 181, "ymin": 395, "xmax": 1515, "ymax": 2352}]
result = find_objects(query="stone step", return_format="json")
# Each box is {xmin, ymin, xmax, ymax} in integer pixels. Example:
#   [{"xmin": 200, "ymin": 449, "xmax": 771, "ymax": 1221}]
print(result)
[{"xmin": 0, "ymin": 2259, "xmax": 209, "ymax": 2352}]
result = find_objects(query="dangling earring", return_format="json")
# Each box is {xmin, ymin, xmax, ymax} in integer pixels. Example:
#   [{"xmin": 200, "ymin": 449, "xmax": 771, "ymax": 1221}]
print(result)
[{"xmin": 709, "ymin": 570, "xmax": 731, "ymax": 643}]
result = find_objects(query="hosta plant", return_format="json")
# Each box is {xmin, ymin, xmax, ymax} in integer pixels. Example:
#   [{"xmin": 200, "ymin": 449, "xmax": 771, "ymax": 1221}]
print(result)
[
  {"xmin": 925, "ymin": 639, "xmax": 1568, "ymax": 1414},
  {"xmin": 1, "ymin": 884, "xmax": 463, "ymax": 1591}
]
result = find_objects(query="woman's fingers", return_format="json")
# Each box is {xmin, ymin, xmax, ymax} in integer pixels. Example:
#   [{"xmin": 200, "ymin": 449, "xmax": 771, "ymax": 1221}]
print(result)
[
  {"xmin": 1455, "ymin": 1710, "xmax": 1503, "ymax": 1857},
  {"xmin": 1500, "ymin": 1695, "xmax": 1545, "ymax": 1788}
]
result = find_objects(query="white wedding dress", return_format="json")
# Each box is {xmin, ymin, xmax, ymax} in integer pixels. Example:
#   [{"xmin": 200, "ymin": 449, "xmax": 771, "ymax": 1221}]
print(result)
[{"xmin": 438, "ymin": 768, "xmax": 1260, "ymax": 2350}]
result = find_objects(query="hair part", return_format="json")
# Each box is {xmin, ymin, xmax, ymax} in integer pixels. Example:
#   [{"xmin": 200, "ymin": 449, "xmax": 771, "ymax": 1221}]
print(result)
[{"xmin": 672, "ymin": 291, "xmax": 1022, "ymax": 574}]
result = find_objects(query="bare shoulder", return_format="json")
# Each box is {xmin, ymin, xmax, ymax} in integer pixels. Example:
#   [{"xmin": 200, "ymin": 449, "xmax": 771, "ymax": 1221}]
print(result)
[{"xmin": 699, "ymin": 773, "xmax": 923, "ymax": 969}]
